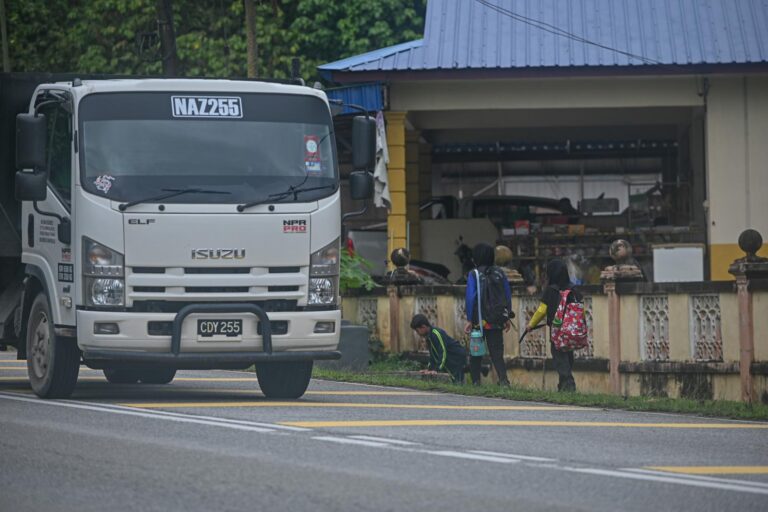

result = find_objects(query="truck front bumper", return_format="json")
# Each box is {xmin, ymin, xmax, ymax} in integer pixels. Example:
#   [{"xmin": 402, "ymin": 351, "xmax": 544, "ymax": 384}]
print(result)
[{"xmin": 78, "ymin": 303, "xmax": 342, "ymax": 369}]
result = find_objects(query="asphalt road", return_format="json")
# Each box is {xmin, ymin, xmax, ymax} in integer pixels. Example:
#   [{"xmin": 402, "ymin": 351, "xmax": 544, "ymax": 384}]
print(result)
[{"xmin": 1, "ymin": 350, "xmax": 767, "ymax": 512}]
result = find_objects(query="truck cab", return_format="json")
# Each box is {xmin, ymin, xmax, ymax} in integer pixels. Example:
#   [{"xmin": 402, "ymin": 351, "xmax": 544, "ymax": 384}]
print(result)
[{"xmin": 9, "ymin": 77, "xmax": 374, "ymax": 399}]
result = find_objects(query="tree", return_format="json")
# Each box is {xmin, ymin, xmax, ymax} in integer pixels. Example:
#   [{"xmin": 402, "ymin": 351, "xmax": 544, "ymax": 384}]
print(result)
[
  {"xmin": 156, "ymin": 0, "xmax": 179, "ymax": 76},
  {"xmin": 4, "ymin": 0, "xmax": 427, "ymax": 83},
  {"xmin": 244, "ymin": 0, "xmax": 257, "ymax": 77}
]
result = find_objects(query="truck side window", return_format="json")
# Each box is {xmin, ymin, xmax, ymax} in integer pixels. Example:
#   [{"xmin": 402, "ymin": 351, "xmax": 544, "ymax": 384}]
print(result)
[{"xmin": 39, "ymin": 102, "xmax": 72, "ymax": 208}]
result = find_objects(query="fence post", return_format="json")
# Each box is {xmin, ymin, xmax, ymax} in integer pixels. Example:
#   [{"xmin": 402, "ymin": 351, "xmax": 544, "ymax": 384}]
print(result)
[
  {"xmin": 387, "ymin": 285, "xmax": 400, "ymax": 353},
  {"xmin": 603, "ymin": 280, "xmax": 621, "ymax": 395},
  {"xmin": 601, "ymin": 239, "xmax": 644, "ymax": 395},
  {"xmin": 728, "ymin": 229, "xmax": 768, "ymax": 403}
]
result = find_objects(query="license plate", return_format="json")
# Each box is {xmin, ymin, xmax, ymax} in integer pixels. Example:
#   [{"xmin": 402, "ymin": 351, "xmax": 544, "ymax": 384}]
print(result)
[{"xmin": 197, "ymin": 319, "xmax": 243, "ymax": 341}]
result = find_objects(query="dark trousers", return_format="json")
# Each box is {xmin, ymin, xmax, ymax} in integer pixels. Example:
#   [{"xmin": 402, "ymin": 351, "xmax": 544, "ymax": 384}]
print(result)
[
  {"xmin": 550, "ymin": 342, "xmax": 576, "ymax": 392},
  {"xmin": 469, "ymin": 329, "xmax": 508, "ymax": 385},
  {"xmin": 446, "ymin": 360, "xmax": 465, "ymax": 384}
]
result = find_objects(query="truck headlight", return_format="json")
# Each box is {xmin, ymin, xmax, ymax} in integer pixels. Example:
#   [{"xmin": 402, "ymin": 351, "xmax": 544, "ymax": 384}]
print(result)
[
  {"xmin": 86, "ymin": 278, "xmax": 125, "ymax": 306},
  {"xmin": 83, "ymin": 238, "xmax": 125, "ymax": 307},
  {"xmin": 309, "ymin": 239, "xmax": 339, "ymax": 305},
  {"xmin": 309, "ymin": 277, "xmax": 337, "ymax": 306}
]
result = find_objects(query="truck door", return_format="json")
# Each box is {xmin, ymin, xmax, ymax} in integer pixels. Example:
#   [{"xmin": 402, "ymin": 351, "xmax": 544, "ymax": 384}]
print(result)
[{"xmin": 23, "ymin": 95, "xmax": 76, "ymax": 327}]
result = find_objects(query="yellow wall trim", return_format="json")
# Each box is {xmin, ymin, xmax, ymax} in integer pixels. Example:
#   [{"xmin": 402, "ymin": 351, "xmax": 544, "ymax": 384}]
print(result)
[{"xmin": 710, "ymin": 243, "xmax": 768, "ymax": 281}]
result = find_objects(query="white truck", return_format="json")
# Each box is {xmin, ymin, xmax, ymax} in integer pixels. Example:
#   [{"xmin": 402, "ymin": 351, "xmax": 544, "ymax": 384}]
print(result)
[{"xmin": 0, "ymin": 74, "xmax": 375, "ymax": 399}]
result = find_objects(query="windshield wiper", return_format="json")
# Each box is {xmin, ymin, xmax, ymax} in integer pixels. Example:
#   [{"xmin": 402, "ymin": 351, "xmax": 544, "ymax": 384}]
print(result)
[
  {"xmin": 118, "ymin": 188, "xmax": 231, "ymax": 211},
  {"xmin": 236, "ymin": 182, "xmax": 336, "ymax": 212}
]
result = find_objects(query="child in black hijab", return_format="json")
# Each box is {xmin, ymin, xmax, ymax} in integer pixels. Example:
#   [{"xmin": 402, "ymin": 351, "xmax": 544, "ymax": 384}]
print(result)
[{"xmin": 524, "ymin": 259, "xmax": 580, "ymax": 392}]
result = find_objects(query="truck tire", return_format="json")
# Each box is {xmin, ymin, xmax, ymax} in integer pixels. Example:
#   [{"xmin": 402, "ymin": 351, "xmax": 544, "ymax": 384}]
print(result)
[
  {"xmin": 26, "ymin": 293, "xmax": 80, "ymax": 398},
  {"xmin": 103, "ymin": 368, "xmax": 140, "ymax": 384},
  {"xmin": 139, "ymin": 368, "xmax": 176, "ymax": 384},
  {"xmin": 255, "ymin": 361, "xmax": 313, "ymax": 399}
]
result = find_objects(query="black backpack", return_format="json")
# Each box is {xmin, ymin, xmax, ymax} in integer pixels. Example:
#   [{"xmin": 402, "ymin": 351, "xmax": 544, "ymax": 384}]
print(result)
[{"xmin": 477, "ymin": 266, "xmax": 512, "ymax": 327}]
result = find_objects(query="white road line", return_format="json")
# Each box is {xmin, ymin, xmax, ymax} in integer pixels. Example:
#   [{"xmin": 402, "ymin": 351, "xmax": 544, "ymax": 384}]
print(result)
[
  {"xmin": 60, "ymin": 398, "xmax": 311, "ymax": 432},
  {"xmin": 0, "ymin": 392, "xmax": 276, "ymax": 433},
  {"xmin": 469, "ymin": 450, "xmax": 556, "ymax": 462},
  {"xmin": 622, "ymin": 468, "xmax": 768, "ymax": 489},
  {"xmin": 426, "ymin": 450, "xmax": 521, "ymax": 464},
  {"xmin": 312, "ymin": 436, "xmax": 392, "ymax": 448},
  {"xmin": 562, "ymin": 466, "xmax": 768, "ymax": 495},
  {"xmin": 348, "ymin": 435, "xmax": 420, "ymax": 446}
]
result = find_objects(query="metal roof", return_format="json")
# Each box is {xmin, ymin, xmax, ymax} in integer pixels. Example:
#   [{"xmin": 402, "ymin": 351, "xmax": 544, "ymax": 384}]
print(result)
[
  {"xmin": 320, "ymin": 0, "xmax": 768, "ymax": 79},
  {"xmin": 325, "ymin": 83, "xmax": 384, "ymax": 114}
]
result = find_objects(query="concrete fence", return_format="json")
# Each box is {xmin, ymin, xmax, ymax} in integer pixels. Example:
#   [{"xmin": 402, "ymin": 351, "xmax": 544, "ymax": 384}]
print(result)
[{"xmin": 341, "ymin": 281, "xmax": 768, "ymax": 403}]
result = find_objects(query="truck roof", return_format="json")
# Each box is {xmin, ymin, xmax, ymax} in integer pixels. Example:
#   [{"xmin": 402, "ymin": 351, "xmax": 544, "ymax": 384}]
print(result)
[{"xmin": 45, "ymin": 78, "xmax": 328, "ymax": 101}]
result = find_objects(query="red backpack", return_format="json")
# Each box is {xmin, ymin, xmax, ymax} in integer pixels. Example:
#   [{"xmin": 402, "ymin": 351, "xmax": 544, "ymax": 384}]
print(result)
[{"xmin": 551, "ymin": 290, "xmax": 589, "ymax": 351}]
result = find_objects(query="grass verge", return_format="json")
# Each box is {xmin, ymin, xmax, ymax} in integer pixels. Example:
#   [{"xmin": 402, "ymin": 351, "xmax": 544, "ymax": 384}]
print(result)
[{"xmin": 312, "ymin": 367, "xmax": 768, "ymax": 422}]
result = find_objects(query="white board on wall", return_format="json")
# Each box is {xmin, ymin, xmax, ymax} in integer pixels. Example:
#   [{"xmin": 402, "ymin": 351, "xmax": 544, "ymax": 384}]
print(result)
[{"xmin": 652, "ymin": 244, "xmax": 705, "ymax": 282}]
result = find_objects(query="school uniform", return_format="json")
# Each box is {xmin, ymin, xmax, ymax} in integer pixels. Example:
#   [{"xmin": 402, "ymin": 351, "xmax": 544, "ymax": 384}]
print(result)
[{"xmin": 426, "ymin": 327, "xmax": 467, "ymax": 383}]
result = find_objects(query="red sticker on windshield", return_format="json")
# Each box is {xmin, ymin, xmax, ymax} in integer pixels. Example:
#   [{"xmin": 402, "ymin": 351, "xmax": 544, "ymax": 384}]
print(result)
[{"xmin": 304, "ymin": 135, "xmax": 321, "ymax": 174}]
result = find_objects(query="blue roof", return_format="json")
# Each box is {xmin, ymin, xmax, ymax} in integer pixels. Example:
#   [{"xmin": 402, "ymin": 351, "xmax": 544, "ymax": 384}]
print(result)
[
  {"xmin": 325, "ymin": 83, "xmax": 384, "ymax": 114},
  {"xmin": 320, "ymin": 0, "xmax": 768, "ymax": 78}
]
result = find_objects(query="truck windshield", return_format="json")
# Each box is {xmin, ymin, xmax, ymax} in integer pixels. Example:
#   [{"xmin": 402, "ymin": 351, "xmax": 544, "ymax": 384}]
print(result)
[{"xmin": 78, "ymin": 91, "xmax": 337, "ymax": 204}]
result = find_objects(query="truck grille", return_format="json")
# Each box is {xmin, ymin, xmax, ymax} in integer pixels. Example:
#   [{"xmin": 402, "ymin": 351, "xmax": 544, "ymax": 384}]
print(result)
[
  {"xmin": 134, "ymin": 299, "xmax": 298, "ymax": 314},
  {"xmin": 127, "ymin": 266, "xmax": 307, "ymax": 303}
]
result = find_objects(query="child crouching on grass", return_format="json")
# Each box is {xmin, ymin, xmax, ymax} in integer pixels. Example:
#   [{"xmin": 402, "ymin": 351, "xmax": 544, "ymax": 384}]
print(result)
[{"xmin": 410, "ymin": 314, "xmax": 467, "ymax": 384}]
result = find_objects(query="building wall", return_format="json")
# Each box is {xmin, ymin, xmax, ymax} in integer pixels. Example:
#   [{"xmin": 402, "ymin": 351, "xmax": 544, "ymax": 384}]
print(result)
[
  {"xmin": 390, "ymin": 77, "xmax": 703, "ymax": 111},
  {"xmin": 706, "ymin": 76, "xmax": 768, "ymax": 279}
]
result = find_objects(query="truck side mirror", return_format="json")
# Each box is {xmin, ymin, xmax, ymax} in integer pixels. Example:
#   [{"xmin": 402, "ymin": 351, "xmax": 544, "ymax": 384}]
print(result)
[
  {"xmin": 349, "ymin": 171, "xmax": 374, "ymax": 200},
  {"xmin": 15, "ymin": 170, "xmax": 47, "ymax": 201},
  {"xmin": 16, "ymin": 113, "xmax": 48, "ymax": 171},
  {"xmin": 352, "ymin": 116, "xmax": 376, "ymax": 172}
]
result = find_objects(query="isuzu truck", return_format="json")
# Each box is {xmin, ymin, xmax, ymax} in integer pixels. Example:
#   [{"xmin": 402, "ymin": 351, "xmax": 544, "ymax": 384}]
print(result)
[{"xmin": 0, "ymin": 74, "xmax": 375, "ymax": 399}]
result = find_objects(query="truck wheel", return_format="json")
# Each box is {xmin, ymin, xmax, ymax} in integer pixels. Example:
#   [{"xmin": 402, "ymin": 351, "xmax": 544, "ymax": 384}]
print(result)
[
  {"xmin": 139, "ymin": 368, "xmax": 176, "ymax": 384},
  {"xmin": 255, "ymin": 361, "xmax": 313, "ymax": 399},
  {"xmin": 26, "ymin": 293, "xmax": 80, "ymax": 398},
  {"xmin": 103, "ymin": 368, "xmax": 140, "ymax": 384}
]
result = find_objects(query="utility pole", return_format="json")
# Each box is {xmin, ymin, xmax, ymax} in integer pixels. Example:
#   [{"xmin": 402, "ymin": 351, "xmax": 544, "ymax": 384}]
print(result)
[
  {"xmin": 0, "ymin": 0, "xmax": 10, "ymax": 72},
  {"xmin": 155, "ymin": 0, "xmax": 179, "ymax": 76},
  {"xmin": 244, "ymin": 0, "xmax": 258, "ymax": 78}
]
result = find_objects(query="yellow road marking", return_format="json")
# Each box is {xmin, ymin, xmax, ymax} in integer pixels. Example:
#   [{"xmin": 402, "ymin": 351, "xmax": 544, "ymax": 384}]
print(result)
[
  {"xmin": 305, "ymin": 391, "xmax": 433, "ymax": 396},
  {"xmin": 279, "ymin": 420, "xmax": 768, "ymax": 429},
  {"xmin": 119, "ymin": 401, "xmax": 583, "ymax": 411},
  {"xmin": 0, "ymin": 376, "xmax": 106, "ymax": 381},
  {"xmin": 0, "ymin": 366, "xmax": 101, "ymax": 371},
  {"xmin": 174, "ymin": 377, "xmax": 258, "ymax": 382},
  {"xmin": 646, "ymin": 466, "xmax": 768, "ymax": 475},
  {"xmin": 0, "ymin": 376, "xmax": 259, "ymax": 382},
  {"xmin": 195, "ymin": 389, "xmax": 433, "ymax": 396}
]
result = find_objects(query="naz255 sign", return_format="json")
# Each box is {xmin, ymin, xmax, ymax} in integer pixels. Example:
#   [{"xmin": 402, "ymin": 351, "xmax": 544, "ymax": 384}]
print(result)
[{"xmin": 171, "ymin": 96, "xmax": 243, "ymax": 118}]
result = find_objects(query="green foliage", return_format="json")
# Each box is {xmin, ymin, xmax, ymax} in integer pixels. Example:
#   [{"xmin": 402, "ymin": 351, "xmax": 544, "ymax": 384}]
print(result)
[
  {"xmin": 368, "ymin": 337, "xmax": 386, "ymax": 362},
  {"xmin": 5, "ymin": 0, "xmax": 428, "ymax": 83},
  {"xmin": 368, "ymin": 353, "xmax": 423, "ymax": 372},
  {"xmin": 340, "ymin": 250, "xmax": 376, "ymax": 294}
]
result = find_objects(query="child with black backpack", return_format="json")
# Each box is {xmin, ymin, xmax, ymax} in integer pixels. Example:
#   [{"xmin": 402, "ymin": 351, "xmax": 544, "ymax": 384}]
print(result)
[
  {"xmin": 464, "ymin": 243, "xmax": 513, "ymax": 386},
  {"xmin": 410, "ymin": 314, "xmax": 467, "ymax": 383}
]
